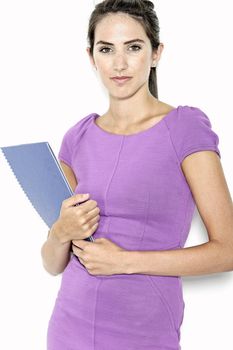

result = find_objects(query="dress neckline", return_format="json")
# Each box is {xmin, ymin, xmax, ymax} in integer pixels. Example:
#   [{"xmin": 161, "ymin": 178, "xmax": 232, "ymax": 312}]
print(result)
[{"xmin": 91, "ymin": 105, "xmax": 181, "ymax": 137}]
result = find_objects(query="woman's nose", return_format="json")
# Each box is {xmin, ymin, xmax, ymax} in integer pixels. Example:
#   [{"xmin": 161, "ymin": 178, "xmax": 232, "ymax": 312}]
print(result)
[{"xmin": 113, "ymin": 53, "xmax": 128, "ymax": 70}]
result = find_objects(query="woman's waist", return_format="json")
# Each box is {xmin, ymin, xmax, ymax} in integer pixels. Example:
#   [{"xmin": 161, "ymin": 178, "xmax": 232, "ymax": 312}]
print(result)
[{"xmin": 58, "ymin": 255, "xmax": 185, "ymax": 332}]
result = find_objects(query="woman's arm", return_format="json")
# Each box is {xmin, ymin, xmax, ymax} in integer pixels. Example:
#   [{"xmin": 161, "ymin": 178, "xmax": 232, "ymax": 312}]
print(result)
[
  {"xmin": 41, "ymin": 161, "xmax": 78, "ymax": 275},
  {"xmin": 60, "ymin": 160, "xmax": 78, "ymax": 191},
  {"xmin": 124, "ymin": 151, "xmax": 233, "ymax": 276}
]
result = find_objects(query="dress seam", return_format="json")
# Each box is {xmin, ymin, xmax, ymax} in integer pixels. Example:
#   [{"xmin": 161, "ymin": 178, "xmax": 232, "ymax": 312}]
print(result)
[
  {"xmin": 164, "ymin": 115, "xmax": 194, "ymax": 247},
  {"xmin": 103, "ymin": 136, "xmax": 125, "ymax": 217},
  {"xmin": 146, "ymin": 275, "xmax": 177, "ymax": 331},
  {"xmin": 163, "ymin": 116, "xmax": 189, "ymax": 187},
  {"xmin": 136, "ymin": 183, "xmax": 150, "ymax": 250}
]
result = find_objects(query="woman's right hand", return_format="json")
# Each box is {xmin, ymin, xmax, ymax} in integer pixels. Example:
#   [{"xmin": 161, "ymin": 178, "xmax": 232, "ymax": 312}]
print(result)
[{"xmin": 51, "ymin": 193, "xmax": 100, "ymax": 244}]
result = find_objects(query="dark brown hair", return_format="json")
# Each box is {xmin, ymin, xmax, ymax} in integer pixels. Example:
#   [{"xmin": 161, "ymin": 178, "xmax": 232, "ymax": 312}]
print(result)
[{"xmin": 87, "ymin": 0, "xmax": 161, "ymax": 98}]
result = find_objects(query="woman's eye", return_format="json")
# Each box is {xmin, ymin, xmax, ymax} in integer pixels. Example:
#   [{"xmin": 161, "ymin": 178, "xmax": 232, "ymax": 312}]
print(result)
[
  {"xmin": 99, "ymin": 45, "xmax": 141, "ymax": 53},
  {"xmin": 99, "ymin": 47, "xmax": 111, "ymax": 53},
  {"xmin": 129, "ymin": 45, "xmax": 141, "ymax": 51}
]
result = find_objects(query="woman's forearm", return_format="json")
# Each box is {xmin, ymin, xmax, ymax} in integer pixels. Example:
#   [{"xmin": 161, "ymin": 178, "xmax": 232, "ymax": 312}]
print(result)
[
  {"xmin": 124, "ymin": 240, "xmax": 233, "ymax": 277},
  {"xmin": 41, "ymin": 221, "xmax": 71, "ymax": 276}
]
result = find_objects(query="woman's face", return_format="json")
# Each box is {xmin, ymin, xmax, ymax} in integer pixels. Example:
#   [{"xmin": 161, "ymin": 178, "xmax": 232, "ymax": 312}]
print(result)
[{"xmin": 87, "ymin": 12, "xmax": 163, "ymax": 99}]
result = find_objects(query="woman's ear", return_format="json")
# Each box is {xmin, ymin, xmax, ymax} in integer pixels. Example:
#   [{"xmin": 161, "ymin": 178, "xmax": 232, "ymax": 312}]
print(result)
[
  {"xmin": 152, "ymin": 43, "xmax": 164, "ymax": 67},
  {"xmin": 86, "ymin": 47, "xmax": 96, "ymax": 70}
]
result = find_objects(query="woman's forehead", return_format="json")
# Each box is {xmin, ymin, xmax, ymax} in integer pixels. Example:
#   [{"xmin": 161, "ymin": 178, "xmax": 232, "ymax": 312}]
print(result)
[{"xmin": 94, "ymin": 13, "xmax": 147, "ymax": 42}]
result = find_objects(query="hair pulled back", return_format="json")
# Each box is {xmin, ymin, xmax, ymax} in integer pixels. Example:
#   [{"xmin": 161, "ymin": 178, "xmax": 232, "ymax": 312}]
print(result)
[{"xmin": 87, "ymin": 0, "xmax": 161, "ymax": 98}]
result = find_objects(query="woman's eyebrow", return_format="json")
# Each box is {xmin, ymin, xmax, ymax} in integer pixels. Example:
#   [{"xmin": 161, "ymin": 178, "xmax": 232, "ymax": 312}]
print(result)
[{"xmin": 96, "ymin": 39, "xmax": 145, "ymax": 45}]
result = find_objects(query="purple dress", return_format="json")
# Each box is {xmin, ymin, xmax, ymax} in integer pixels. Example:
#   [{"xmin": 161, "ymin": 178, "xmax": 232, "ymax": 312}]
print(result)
[{"xmin": 47, "ymin": 105, "xmax": 221, "ymax": 350}]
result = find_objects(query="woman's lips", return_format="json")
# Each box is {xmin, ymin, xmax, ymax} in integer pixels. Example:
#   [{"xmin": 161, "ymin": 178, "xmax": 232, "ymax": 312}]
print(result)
[{"xmin": 111, "ymin": 77, "xmax": 132, "ymax": 84}]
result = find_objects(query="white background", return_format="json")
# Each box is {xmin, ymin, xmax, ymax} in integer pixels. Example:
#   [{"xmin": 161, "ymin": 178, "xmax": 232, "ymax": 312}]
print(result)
[{"xmin": 0, "ymin": 1, "xmax": 232, "ymax": 349}]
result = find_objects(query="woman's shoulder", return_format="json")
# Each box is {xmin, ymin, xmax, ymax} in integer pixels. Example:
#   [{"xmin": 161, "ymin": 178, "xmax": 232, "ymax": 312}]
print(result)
[
  {"xmin": 153, "ymin": 101, "xmax": 212, "ymax": 130},
  {"xmin": 162, "ymin": 103, "xmax": 221, "ymax": 163},
  {"xmin": 58, "ymin": 112, "xmax": 97, "ymax": 166},
  {"xmin": 66, "ymin": 112, "xmax": 96, "ymax": 133},
  {"xmin": 162, "ymin": 103, "xmax": 214, "ymax": 129},
  {"xmin": 60, "ymin": 112, "xmax": 96, "ymax": 141}
]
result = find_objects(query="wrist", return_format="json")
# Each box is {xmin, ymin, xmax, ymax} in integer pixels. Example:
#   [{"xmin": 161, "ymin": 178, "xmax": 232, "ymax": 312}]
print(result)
[
  {"xmin": 49, "ymin": 220, "xmax": 70, "ymax": 245},
  {"xmin": 120, "ymin": 250, "xmax": 140, "ymax": 275}
]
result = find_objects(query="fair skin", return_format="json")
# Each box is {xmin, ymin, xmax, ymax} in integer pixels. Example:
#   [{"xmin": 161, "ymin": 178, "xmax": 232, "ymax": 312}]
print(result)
[
  {"xmin": 41, "ymin": 12, "xmax": 233, "ymax": 277},
  {"xmin": 87, "ymin": 12, "xmax": 172, "ymax": 134}
]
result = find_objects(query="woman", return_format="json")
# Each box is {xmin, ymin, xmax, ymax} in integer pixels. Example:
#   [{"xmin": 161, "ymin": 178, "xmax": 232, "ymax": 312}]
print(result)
[{"xmin": 41, "ymin": 1, "xmax": 233, "ymax": 349}]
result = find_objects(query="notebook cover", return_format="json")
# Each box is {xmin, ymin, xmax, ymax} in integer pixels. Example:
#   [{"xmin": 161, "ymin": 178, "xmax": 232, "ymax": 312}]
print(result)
[{"xmin": 1, "ymin": 142, "xmax": 94, "ymax": 242}]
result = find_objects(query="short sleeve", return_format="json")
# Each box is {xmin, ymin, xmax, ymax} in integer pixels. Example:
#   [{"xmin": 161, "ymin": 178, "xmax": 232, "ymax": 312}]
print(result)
[
  {"xmin": 58, "ymin": 125, "xmax": 76, "ymax": 167},
  {"xmin": 168, "ymin": 105, "xmax": 221, "ymax": 164},
  {"xmin": 57, "ymin": 113, "xmax": 95, "ymax": 167}
]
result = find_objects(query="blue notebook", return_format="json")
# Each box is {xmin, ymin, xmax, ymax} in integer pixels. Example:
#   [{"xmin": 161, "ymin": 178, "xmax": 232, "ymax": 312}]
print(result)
[{"xmin": 1, "ymin": 142, "xmax": 94, "ymax": 242}]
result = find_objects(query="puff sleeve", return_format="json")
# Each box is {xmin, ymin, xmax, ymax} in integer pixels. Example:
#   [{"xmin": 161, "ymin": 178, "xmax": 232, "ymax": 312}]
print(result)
[
  {"xmin": 58, "ymin": 114, "xmax": 94, "ymax": 167},
  {"xmin": 168, "ymin": 105, "xmax": 221, "ymax": 164},
  {"xmin": 58, "ymin": 123, "xmax": 79, "ymax": 167}
]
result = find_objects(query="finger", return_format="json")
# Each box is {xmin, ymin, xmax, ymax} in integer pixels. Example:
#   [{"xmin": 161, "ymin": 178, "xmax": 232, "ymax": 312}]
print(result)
[
  {"xmin": 63, "ymin": 193, "xmax": 90, "ymax": 208},
  {"xmin": 78, "ymin": 257, "xmax": 85, "ymax": 264},
  {"xmin": 77, "ymin": 257, "xmax": 86, "ymax": 269},
  {"xmin": 94, "ymin": 237, "xmax": 106, "ymax": 244},
  {"xmin": 72, "ymin": 244, "xmax": 83, "ymax": 257},
  {"xmin": 72, "ymin": 239, "xmax": 90, "ymax": 250}
]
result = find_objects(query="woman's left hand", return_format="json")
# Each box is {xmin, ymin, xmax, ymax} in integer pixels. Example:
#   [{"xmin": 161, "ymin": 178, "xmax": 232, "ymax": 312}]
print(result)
[{"xmin": 72, "ymin": 237, "xmax": 127, "ymax": 276}]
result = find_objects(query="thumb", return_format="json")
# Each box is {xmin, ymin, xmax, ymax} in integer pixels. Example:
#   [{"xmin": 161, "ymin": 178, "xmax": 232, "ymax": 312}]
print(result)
[
  {"xmin": 73, "ymin": 193, "xmax": 90, "ymax": 205},
  {"xmin": 64, "ymin": 193, "xmax": 90, "ymax": 208}
]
